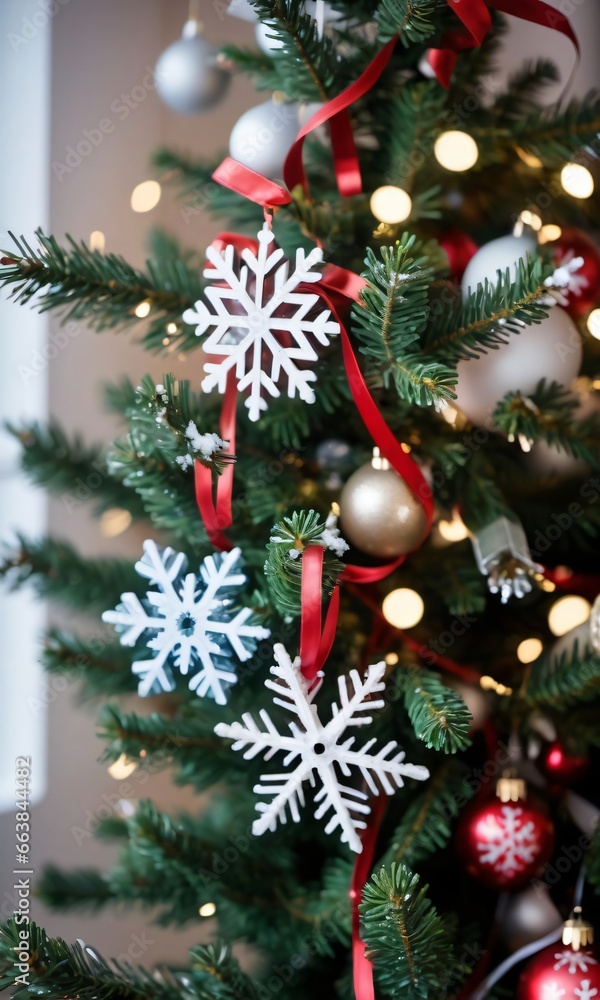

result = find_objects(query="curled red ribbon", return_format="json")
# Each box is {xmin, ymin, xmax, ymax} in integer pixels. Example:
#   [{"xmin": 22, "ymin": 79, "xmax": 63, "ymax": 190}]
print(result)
[
  {"xmin": 194, "ymin": 371, "xmax": 237, "ymax": 551},
  {"xmin": 299, "ymin": 545, "xmax": 341, "ymax": 681},
  {"xmin": 430, "ymin": 0, "xmax": 578, "ymax": 88}
]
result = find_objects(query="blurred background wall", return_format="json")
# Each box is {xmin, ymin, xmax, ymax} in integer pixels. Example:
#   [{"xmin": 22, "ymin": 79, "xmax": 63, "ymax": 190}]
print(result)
[{"xmin": 0, "ymin": 0, "xmax": 599, "ymax": 968}]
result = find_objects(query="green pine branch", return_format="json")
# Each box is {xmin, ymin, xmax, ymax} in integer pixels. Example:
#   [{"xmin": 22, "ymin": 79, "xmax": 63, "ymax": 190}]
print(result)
[
  {"xmin": 1, "ymin": 536, "xmax": 138, "ymax": 611},
  {"xmin": 394, "ymin": 669, "xmax": 472, "ymax": 753},
  {"xmin": 42, "ymin": 628, "xmax": 137, "ymax": 698},
  {"xmin": 519, "ymin": 641, "xmax": 600, "ymax": 710},
  {"xmin": 513, "ymin": 89, "xmax": 600, "ymax": 165},
  {"xmin": 377, "ymin": 0, "xmax": 438, "ymax": 44},
  {"xmin": 424, "ymin": 256, "xmax": 554, "ymax": 362},
  {"xmin": 0, "ymin": 232, "xmax": 203, "ymax": 353},
  {"xmin": 352, "ymin": 240, "xmax": 457, "ymax": 407},
  {"xmin": 360, "ymin": 864, "xmax": 467, "ymax": 999},
  {"xmin": 0, "ymin": 919, "xmax": 259, "ymax": 1000},
  {"xmin": 151, "ymin": 149, "xmax": 264, "ymax": 230},
  {"xmin": 264, "ymin": 510, "xmax": 345, "ymax": 617},
  {"xmin": 493, "ymin": 380, "xmax": 600, "ymax": 466},
  {"xmin": 379, "ymin": 762, "xmax": 475, "ymax": 870}
]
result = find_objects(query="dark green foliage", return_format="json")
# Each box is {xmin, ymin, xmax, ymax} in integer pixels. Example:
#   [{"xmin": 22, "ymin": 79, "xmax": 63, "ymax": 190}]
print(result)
[
  {"xmin": 360, "ymin": 864, "xmax": 467, "ymax": 998},
  {"xmin": 42, "ymin": 629, "xmax": 137, "ymax": 698},
  {"xmin": 493, "ymin": 380, "xmax": 600, "ymax": 466},
  {"xmin": 519, "ymin": 641, "xmax": 600, "ymax": 710},
  {"xmin": 377, "ymin": 0, "xmax": 437, "ymax": 44},
  {"xmin": 396, "ymin": 670, "xmax": 472, "ymax": 754},
  {"xmin": 265, "ymin": 510, "xmax": 345, "ymax": 616}
]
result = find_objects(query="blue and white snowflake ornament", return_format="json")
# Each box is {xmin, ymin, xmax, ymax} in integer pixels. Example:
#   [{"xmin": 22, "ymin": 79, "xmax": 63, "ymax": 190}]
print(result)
[{"xmin": 103, "ymin": 541, "xmax": 270, "ymax": 704}]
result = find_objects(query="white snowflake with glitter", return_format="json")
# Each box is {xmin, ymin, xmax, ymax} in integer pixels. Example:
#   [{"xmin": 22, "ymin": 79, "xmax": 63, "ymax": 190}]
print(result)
[
  {"xmin": 102, "ymin": 541, "xmax": 270, "ymax": 704},
  {"xmin": 183, "ymin": 225, "xmax": 340, "ymax": 422},
  {"xmin": 215, "ymin": 643, "xmax": 429, "ymax": 852},
  {"xmin": 554, "ymin": 951, "xmax": 599, "ymax": 976},
  {"xmin": 476, "ymin": 805, "xmax": 539, "ymax": 875}
]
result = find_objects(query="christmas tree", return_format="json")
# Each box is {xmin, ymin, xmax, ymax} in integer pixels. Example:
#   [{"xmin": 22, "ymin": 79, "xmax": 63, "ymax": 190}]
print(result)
[{"xmin": 2, "ymin": 2, "xmax": 600, "ymax": 998}]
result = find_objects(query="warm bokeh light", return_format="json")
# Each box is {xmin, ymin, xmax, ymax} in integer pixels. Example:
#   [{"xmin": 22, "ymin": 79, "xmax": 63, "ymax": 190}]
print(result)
[
  {"xmin": 560, "ymin": 162, "xmax": 594, "ymax": 199},
  {"xmin": 100, "ymin": 508, "xmax": 132, "ymax": 538},
  {"xmin": 438, "ymin": 513, "xmax": 469, "ymax": 542},
  {"xmin": 199, "ymin": 902, "xmax": 217, "ymax": 917},
  {"xmin": 587, "ymin": 308, "xmax": 600, "ymax": 341},
  {"xmin": 382, "ymin": 588, "xmax": 424, "ymax": 629},
  {"xmin": 89, "ymin": 230, "xmax": 105, "ymax": 252},
  {"xmin": 516, "ymin": 637, "xmax": 543, "ymax": 664},
  {"xmin": 131, "ymin": 179, "xmax": 162, "ymax": 213},
  {"xmin": 385, "ymin": 652, "xmax": 399, "ymax": 665},
  {"xmin": 547, "ymin": 595, "xmax": 591, "ymax": 637},
  {"xmin": 135, "ymin": 300, "xmax": 151, "ymax": 318},
  {"xmin": 434, "ymin": 131, "xmax": 479, "ymax": 171},
  {"xmin": 107, "ymin": 753, "xmax": 138, "ymax": 780},
  {"xmin": 538, "ymin": 224, "xmax": 562, "ymax": 245},
  {"xmin": 166, "ymin": 322, "xmax": 178, "ymax": 334},
  {"xmin": 370, "ymin": 185, "xmax": 412, "ymax": 224},
  {"xmin": 515, "ymin": 146, "xmax": 543, "ymax": 169},
  {"xmin": 518, "ymin": 210, "xmax": 542, "ymax": 232}
]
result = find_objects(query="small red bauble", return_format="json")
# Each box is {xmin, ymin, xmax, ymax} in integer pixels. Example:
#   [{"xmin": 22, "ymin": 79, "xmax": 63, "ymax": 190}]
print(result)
[
  {"xmin": 517, "ymin": 942, "xmax": 600, "ymax": 999},
  {"xmin": 553, "ymin": 226, "xmax": 600, "ymax": 319},
  {"xmin": 541, "ymin": 741, "xmax": 589, "ymax": 786},
  {"xmin": 439, "ymin": 230, "xmax": 479, "ymax": 281},
  {"xmin": 455, "ymin": 794, "xmax": 554, "ymax": 891}
]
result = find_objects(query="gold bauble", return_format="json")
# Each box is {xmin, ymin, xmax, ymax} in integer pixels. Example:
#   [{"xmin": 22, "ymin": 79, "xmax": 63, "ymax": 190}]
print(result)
[{"xmin": 339, "ymin": 455, "xmax": 428, "ymax": 558}]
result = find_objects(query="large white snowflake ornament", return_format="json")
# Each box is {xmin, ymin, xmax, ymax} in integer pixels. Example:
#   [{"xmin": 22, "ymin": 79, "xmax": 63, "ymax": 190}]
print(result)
[
  {"xmin": 102, "ymin": 541, "xmax": 270, "ymax": 704},
  {"xmin": 183, "ymin": 225, "xmax": 340, "ymax": 422},
  {"xmin": 476, "ymin": 804, "xmax": 539, "ymax": 875},
  {"xmin": 215, "ymin": 643, "xmax": 429, "ymax": 852}
]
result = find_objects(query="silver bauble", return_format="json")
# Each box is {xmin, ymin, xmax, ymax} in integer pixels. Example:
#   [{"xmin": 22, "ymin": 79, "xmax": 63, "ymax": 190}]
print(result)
[
  {"xmin": 499, "ymin": 886, "xmax": 562, "ymax": 952},
  {"xmin": 455, "ymin": 306, "xmax": 582, "ymax": 429},
  {"xmin": 339, "ymin": 458, "xmax": 428, "ymax": 559},
  {"xmin": 229, "ymin": 98, "xmax": 300, "ymax": 180},
  {"xmin": 461, "ymin": 233, "xmax": 536, "ymax": 296},
  {"xmin": 155, "ymin": 21, "xmax": 230, "ymax": 115}
]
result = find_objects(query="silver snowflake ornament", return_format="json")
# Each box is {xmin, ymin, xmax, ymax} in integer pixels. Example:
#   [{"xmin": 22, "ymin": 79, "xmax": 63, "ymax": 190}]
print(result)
[
  {"xmin": 215, "ymin": 643, "xmax": 429, "ymax": 852},
  {"xmin": 183, "ymin": 225, "xmax": 340, "ymax": 422},
  {"xmin": 102, "ymin": 541, "xmax": 270, "ymax": 704}
]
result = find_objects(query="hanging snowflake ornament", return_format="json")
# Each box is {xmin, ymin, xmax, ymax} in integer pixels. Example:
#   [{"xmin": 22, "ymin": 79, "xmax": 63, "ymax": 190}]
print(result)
[
  {"xmin": 215, "ymin": 643, "xmax": 429, "ymax": 852},
  {"xmin": 183, "ymin": 225, "xmax": 340, "ymax": 422},
  {"xmin": 102, "ymin": 541, "xmax": 270, "ymax": 704}
]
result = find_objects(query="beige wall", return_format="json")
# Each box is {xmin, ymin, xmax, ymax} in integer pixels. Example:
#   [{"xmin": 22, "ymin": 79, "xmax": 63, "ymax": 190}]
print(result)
[{"xmin": 1, "ymin": 0, "xmax": 599, "ymax": 970}]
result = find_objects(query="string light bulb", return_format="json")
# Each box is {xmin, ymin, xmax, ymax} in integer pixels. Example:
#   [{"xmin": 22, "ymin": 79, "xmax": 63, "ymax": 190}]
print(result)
[
  {"xmin": 538, "ymin": 224, "xmax": 562, "ymax": 245},
  {"xmin": 438, "ymin": 513, "xmax": 469, "ymax": 542},
  {"xmin": 89, "ymin": 230, "xmax": 105, "ymax": 252},
  {"xmin": 516, "ymin": 638, "xmax": 543, "ymax": 664},
  {"xmin": 370, "ymin": 185, "xmax": 412, "ymax": 224},
  {"xmin": 434, "ymin": 130, "xmax": 479, "ymax": 172},
  {"xmin": 131, "ymin": 179, "xmax": 161, "ymax": 213},
  {"xmin": 560, "ymin": 162, "xmax": 594, "ymax": 199},
  {"xmin": 135, "ymin": 300, "xmax": 151, "ymax": 318},
  {"xmin": 587, "ymin": 308, "xmax": 600, "ymax": 341},
  {"xmin": 547, "ymin": 595, "xmax": 591, "ymax": 637},
  {"xmin": 382, "ymin": 588, "xmax": 424, "ymax": 629},
  {"xmin": 199, "ymin": 902, "xmax": 217, "ymax": 917},
  {"xmin": 100, "ymin": 508, "xmax": 132, "ymax": 538},
  {"xmin": 107, "ymin": 753, "xmax": 138, "ymax": 780}
]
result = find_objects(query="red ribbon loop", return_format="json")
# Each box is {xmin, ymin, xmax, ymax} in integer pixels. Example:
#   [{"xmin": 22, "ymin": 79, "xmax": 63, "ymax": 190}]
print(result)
[
  {"xmin": 194, "ymin": 372, "xmax": 237, "ymax": 551},
  {"xmin": 299, "ymin": 545, "xmax": 340, "ymax": 680},
  {"xmin": 212, "ymin": 158, "xmax": 292, "ymax": 207}
]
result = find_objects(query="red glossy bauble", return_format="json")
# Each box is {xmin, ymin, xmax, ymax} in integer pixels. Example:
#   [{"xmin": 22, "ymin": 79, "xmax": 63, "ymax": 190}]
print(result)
[
  {"xmin": 517, "ymin": 942, "xmax": 600, "ymax": 999},
  {"xmin": 439, "ymin": 230, "xmax": 479, "ymax": 281},
  {"xmin": 541, "ymin": 741, "xmax": 589, "ymax": 786},
  {"xmin": 455, "ymin": 796, "xmax": 554, "ymax": 891},
  {"xmin": 553, "ymin": 226, "xmax": 600, "ymax": 319}
]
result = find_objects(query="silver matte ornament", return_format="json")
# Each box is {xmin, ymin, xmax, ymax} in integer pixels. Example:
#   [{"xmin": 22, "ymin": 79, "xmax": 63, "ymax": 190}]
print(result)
[
  {"xmin": 229, "ymin": 98, "xmax": 301, "ymax": 180},
  {"xmin": 471, "ymin": 516, "xmax": 541, "ymax": 602},
  {"xmin": 340, "ymin": 450, "xmax": 428, "ymax": 559},
  {"xmin": 155, "ymin": 20, "xmax": 230, "ymax": 115}
]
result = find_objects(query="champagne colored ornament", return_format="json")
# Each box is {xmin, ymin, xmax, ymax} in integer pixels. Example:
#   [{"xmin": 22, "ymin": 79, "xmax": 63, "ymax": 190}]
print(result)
[
  {"xmin": 517, "ymin": 911, "xmax": 600, "ymax": 1000},
  {"xmin": 455, "ymin": 306, "xmax": 582, "ymax": 429},
  {"xmin": 339, "ymin": 449, "xmax": 428, "ymax": 559},
  {"xmin": 461, "ymin": 232, "xmax": 536, "ymax": 296},
  {"xmin": 155, "ymin": 20, "xmax": 230, "ymax": 115},
  {"xmin": 500, "ymin": 886, "xmax": 562, "ymax": 952},
  {"xmin": 229, "ymin": 97, "xmax": 301, "ymax": 180},
  {"xmin": 455, "ymin": 774, "xmax": 554, "ymax": 891}
]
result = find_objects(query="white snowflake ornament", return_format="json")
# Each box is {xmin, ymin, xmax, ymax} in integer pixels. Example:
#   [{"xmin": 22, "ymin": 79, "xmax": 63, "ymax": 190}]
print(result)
[
  {"xmin": 476, "ymin": 804, "xmax": 539, "ymax": 876},
  {"xmin": 102, "ymin": 541, "xmax": 270, "ymax": 704},
  {"xmin": 183, "ymin": 225, "xmax": 340, "ymax": 422},
  {"xmin": 215, "ymin": 643, "xmax": 429, "ymax": 852}
]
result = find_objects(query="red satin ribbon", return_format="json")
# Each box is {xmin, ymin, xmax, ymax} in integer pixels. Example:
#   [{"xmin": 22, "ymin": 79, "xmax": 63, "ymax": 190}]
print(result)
[
  {"xmin": 283, "ymin": 37, "xmax": 398, "ymax": 198},
  {"xmin": 194, "ymin": 372, "xmax": 237, "ymax": 551},
  {"xmin": 430, "ymin": 0, "xmax": 578, "ymax": 89},
  {"xmin": 299, "ymin": 545, "xmax": 341, "ymax": 680},
  {"xmin": 212, "ymin": 158, "xmax": 292, "ymax": 207},
  {"xmin": 350, "ymin": 794, "xmax": 388, "ymax": 1000}
]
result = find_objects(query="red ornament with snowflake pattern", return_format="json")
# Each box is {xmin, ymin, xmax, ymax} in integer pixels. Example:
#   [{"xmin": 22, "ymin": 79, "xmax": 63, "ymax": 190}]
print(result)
[
  {"xmin": 455, "ymin": 789, "xmax": 554, "ymax": 892},
  {"xmin": 517, "ymin": 943, "xmax": 600, "ymax": 1000},
  {"xmin": 553, "ymin": 227, "xmax": 600, "ymax": 319}
]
